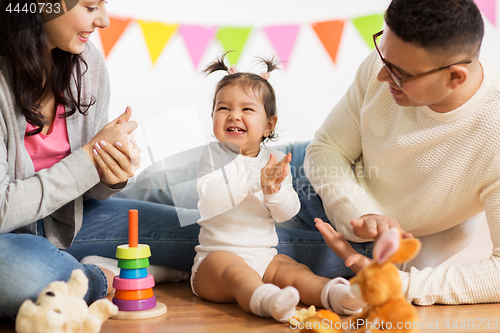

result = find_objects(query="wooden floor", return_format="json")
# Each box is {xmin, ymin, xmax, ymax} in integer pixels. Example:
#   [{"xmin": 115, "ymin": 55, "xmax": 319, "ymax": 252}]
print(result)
[
  {"xmin": 2, "ymin": 219, "xmax": 498, "ymax": 332},
  {"xmin": 1, "ymin": 280, "xmax": 500, "ymax": 333}
]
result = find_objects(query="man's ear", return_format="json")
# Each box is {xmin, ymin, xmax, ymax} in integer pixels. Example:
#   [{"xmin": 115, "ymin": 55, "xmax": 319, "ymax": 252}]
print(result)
[{"xmin": 447, "ymin": 65, "xmax": 468, "ymax": 90}]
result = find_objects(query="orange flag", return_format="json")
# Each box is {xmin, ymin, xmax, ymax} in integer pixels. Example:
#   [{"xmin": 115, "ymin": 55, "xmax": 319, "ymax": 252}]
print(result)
[
  {"xmin": 98, "ymin": 16, "xmax": 133, "ymax": 58},
  {"xmin": 312, "ymin": 20, "xmax": 345, "ymax": 65}
]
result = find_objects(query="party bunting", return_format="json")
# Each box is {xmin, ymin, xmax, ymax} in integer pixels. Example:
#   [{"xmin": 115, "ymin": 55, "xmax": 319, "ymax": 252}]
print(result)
[
  {"xmin": 263, "ymin": 25, "xmax": 300, "ymax": 70},
  {"xmin": 98, "ymin": 16, "xmax": 132, "ymax": 58},
  {"xmin": 138, "ymin": 20, "xmax": 179, "ymax": 65},
  {"xmin": 98, "ymin": 12, "xmax": 392, "ymax": 69},
  {"xmin": 179, "ymin": 25, "xmax": 217, "ymax": 69},
  {"xmin": 312, "ymin": 20, "xmax": 345, "ymax": 65},
  {"xmin": 352, "ymin": 14, "xmax": 385, "ymax": 49},
  {"xmin": 216, "ymin": 27, "xmax": 253, "ymax": 65},
  {"xmin": 475, "ymin": 0, "xmax": 497, "ymax": 26}
]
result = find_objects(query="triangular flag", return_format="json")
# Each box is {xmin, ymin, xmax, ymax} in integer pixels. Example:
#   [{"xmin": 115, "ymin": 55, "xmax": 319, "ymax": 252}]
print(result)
[
  {"xmin": 311, "ymin": 20, "xmax": 345, "ymax": 65},
  {"xmin": 263, "ymin": 25, "xmax": 300, "ymax": 70},
  {"xmin": 138, "ymin": 20, "xmax": 179, "ymax": 65},
  {"xmin": 352, "ymin": 14, "xmax": 384, "ymax": 49},
  {"xmin": 98, "ymin": 16, "xmax": 132, "ymax": 58},
  {"xmin": 216, "ymin": 27, "xmax": 252, "ymax": 65},
  {"xmin": 179, "ymin": 25, "xmax": 217, "ymax": 69},
  {"xmin": 475, "ymin": 0, "xmax": 496, "ymax": 26}
]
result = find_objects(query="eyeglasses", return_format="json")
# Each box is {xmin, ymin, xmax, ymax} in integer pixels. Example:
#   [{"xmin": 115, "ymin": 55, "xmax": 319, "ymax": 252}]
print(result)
[{"xmin": 373, "ymin": 30, "xmax": 472, "ymax": 89}]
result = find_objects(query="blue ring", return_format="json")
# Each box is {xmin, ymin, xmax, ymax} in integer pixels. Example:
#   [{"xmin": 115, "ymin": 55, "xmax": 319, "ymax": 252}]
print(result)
[{"xmin": 119, "ymin": 268, "xmax": 148, "ymax": 279}]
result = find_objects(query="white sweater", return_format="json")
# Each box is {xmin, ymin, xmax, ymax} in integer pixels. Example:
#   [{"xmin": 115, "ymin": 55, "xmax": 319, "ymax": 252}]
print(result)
[
  {"xmin": 196, "ymin": 144, "xmax": 300, "ymax": 256},
  {"xmin": 305, "ymin": 50, "xmax": 500, "ymax": 305}
]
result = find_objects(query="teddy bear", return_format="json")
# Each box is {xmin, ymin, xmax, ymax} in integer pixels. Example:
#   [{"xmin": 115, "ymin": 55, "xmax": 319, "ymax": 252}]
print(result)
[
  {"xmin": 16, "ymin": 269, "xmax": 118, "ymax": 333},
  {"xmin": 347, "ymin": 227, "xmax": 422, "ymax": 333}
]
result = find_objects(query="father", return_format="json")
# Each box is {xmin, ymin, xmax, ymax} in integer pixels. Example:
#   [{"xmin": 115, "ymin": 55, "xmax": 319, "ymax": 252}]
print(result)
[{"xmin": 305, "ymin": 0, "xmax": 500, "ymax": 305}]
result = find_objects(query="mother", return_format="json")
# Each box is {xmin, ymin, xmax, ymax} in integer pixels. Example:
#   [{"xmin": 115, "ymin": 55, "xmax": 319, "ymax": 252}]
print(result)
[{"xmin": 0, "ymin": 0, "xmax": 360, "ymax": 320}]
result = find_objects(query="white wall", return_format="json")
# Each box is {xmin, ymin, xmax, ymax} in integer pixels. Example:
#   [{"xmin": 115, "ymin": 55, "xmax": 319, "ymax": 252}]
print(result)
[{"xmin": 90, "ymin": 0, "xmax": 500, "ymax": 149}]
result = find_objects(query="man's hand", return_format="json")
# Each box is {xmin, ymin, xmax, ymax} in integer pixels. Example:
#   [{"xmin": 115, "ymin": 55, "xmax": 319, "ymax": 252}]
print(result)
[{"xmin": 351, "ymin": 214, "xmax": 413, "ymax": 240}]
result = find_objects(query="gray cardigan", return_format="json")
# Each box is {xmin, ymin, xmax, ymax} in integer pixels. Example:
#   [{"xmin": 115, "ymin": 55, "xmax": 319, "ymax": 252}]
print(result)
[{"xmin": 0, "ymin": 42, "xmax": 124, "ymax": 248}]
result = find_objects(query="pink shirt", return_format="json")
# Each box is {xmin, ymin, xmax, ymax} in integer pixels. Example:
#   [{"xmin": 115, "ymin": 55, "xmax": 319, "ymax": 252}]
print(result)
[{"xmin": 24, "ymin": 104, "xmax": 71, "ymax": 172}]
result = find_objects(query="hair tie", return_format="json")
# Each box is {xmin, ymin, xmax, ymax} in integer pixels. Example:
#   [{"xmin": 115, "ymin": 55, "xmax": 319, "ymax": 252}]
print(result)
[
  {"xmin": 260, "ymin": 72, "xmax": 270, "ymax": 80},
  {"xmin": 228, "ymin": 65, "xmax": 238, "ymax": 75}
]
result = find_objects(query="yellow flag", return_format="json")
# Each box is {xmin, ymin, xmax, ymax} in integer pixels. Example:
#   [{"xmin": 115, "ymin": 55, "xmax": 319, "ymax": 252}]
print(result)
[{"xmin": 138, "ymin": 20, "xmax": 179, "ymax": 65}]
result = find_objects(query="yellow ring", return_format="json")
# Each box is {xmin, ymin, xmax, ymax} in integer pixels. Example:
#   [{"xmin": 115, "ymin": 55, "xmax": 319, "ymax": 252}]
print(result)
[{"xmin": 115, "ymin": 244, "xmax": 151, "ymax": 260}]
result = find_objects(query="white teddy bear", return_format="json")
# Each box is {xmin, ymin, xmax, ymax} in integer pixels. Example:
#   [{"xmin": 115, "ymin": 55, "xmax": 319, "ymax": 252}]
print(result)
[{"xmin": 16, "ymin": 269, "xmax": 118, "ymax": 333}]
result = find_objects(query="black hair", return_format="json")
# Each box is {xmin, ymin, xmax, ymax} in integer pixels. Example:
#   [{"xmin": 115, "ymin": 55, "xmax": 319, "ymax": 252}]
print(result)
[
  {"xmin": 385, "ymin": 0, "xmax": 484, "ymax": 56},
  {"xmin": 202, "ymin": 53, "xmax": 280, "ymax": 143},
  {"xmin": 0, "ymin": 0, "xmax": 95, "ymax": 136}
]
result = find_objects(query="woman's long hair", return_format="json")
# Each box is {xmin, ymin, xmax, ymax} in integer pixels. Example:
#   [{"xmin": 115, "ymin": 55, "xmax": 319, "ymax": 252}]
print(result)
[{"xmin": 0, "ymin": 1, "xmax": 95, "ymax": 136}]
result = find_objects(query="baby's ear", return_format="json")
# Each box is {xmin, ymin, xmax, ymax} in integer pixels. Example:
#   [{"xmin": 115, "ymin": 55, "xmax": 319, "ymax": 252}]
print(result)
[{"xmin": 373, "ymin": 228, "xmax": 400, "ymax": 264}]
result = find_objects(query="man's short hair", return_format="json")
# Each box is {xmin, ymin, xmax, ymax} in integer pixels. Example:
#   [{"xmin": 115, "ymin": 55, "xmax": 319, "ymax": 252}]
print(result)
[{"xmin": 385, "ymin": 0, "xmax": 484, "ymax": 56}]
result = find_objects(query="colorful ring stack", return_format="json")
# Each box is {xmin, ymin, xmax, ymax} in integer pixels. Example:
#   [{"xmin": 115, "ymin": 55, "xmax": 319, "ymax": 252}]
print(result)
[{"xmin": 110, "ymin": 210, "xmax": 167, "ymax": 319}]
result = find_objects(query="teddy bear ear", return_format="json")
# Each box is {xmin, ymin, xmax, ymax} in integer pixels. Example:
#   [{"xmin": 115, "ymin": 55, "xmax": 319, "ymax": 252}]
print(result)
[
  {"xmin": 373, "ymin": 227, "xmax": 400, "ymax": 264},
  {"xmin": 66, "ymin": 269, "xmax": 89, "ymax": 299}
]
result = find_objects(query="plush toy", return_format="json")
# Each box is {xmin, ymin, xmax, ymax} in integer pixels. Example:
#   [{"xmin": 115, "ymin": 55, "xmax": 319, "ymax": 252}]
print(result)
[
  {"xmin": 16, "ymin": 269, "xmax": 118, "ymax": 333},
  {"xmin": 289, "ymin": 306, "xmax": 342, "ymax": 333},
  {"xmin": 348, "ymin": 227, "xmax": 422, "ymax": 333}
]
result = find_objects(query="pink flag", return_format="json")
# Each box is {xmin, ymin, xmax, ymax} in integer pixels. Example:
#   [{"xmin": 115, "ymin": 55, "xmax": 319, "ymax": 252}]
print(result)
[
  {"xmin": 475, "ymin": 0, "xmax": 496, "ymax": 26},
  {"xmin": 179, "ymin": 25, "xmax": 217, "ymax": 69},
  {"xmin": 263, "ymin": 25, "xmax": 300, "ymax": 70}
]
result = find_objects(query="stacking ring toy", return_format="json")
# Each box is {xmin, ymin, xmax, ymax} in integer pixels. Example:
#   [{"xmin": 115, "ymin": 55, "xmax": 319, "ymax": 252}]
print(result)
[{"xmin": 110, "ymin": 210, "xmax": 167, "ymax": 320}]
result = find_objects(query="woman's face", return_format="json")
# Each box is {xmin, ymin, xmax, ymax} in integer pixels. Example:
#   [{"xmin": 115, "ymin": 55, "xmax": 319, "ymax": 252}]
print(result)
[{"xmin": 43, "ymin": 0, "xmax": 109, "ymax": 54}]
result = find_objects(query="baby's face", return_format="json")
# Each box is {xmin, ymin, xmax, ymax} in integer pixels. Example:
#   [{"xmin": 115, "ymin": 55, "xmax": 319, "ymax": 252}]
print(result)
[{"xmin": 212, "ymin": 84, "xmax": 273, "ymax": 158}]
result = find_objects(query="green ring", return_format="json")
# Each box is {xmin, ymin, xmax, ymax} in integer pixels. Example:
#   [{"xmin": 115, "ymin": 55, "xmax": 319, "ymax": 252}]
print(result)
[{"xmin": 117, "ymin": 258, "xmax": 150, "ymax": 269}]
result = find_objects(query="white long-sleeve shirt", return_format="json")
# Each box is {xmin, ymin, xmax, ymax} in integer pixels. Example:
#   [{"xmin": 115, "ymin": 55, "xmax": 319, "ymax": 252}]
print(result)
[
  {"xmin": 305, "ymin": 50, "xmax": 500, "ymax": 305},
  {"xmin": 196, "ymin": 143, "xmax": 300, "ymax": 256}
]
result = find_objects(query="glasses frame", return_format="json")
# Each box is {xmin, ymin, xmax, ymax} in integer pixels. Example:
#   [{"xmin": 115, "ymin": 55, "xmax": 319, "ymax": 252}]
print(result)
[{"xmin": 373, "ymin": 30, "xmax": 472, "ymax": 89}]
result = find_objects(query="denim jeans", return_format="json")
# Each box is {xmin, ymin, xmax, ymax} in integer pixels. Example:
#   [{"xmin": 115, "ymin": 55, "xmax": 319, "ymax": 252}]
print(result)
[{"xmin": 0, "ymin": 141, "xmax": 373, "ymax": 319}]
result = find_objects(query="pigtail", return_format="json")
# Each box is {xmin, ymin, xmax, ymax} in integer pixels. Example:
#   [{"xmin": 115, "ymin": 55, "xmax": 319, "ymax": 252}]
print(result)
[
  {"xmin": 202, "ymin": 52, "xmax": 230, "ymax": 76},
  {"xmin": 256, "ymin": 56, "xmax": 280, "ymax": 73},
  {"xmin": 255, "ymin": 56, "xmax": 280, "ymax": 80}
]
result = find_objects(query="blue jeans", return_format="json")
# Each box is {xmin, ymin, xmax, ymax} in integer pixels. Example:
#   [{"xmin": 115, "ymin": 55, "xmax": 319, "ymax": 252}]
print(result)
[{"xmin": 0, "ymin": 142, "xmax": 373, "ymax": 319}]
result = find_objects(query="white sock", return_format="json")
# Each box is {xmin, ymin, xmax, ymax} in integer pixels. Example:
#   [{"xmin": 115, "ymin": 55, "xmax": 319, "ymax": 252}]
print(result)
[
  {"xmin": 249, "ymin": 284, "xmax": 300, "ymax": 322},
  {"xmin": 321, "ymin": 277, "xmax": 367, "ymax": 315},
  {"xmin": 81, "ymin": 256, "xmax": 120, "ymax": 276},
  {"xmin": 80, "ymin": 256, "xmax": 189, "ymax": 283},
  {"xmin": 147, "ymin": 265, "xmax": 190, "ymax": 283}
]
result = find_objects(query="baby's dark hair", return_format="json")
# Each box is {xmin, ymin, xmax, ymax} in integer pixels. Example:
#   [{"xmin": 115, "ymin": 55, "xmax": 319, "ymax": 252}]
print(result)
[{"xmin": 202, "ymin": 53, "xmax": 280, "ymax": 143}]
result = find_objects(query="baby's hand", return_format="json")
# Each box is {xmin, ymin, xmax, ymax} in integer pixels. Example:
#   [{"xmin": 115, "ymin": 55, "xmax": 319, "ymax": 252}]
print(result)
[{"xmin": 260, "ymin": 152, "xmax": 291, "ymax": 195}]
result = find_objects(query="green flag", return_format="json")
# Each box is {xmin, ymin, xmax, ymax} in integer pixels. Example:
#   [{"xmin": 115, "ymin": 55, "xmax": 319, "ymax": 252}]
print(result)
[
  {"xmin": 216, "ymin": 27, "xmax": 252, "ymax": 65},
  {"xmin": 352, "ymin": 14, "xmax": 384, "ymax": 50}
]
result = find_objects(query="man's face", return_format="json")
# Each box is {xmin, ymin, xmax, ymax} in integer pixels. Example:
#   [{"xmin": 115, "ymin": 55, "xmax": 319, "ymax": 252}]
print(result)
[{"xmin": 376, "ymin": 28, "xmax": 460, "ymax": 112}]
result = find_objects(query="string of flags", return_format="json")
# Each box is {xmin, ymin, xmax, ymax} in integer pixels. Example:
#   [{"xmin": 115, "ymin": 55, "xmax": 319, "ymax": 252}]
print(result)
[{"xmin": 98, "ymin": 0, "xmax": 496, "ymax": 68}]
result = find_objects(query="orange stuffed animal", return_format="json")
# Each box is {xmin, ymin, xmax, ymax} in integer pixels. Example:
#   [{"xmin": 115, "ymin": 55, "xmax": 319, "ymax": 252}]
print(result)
[{"xmin": 347, "ymin": 227, "xmax": 421, "ymax": 333}]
